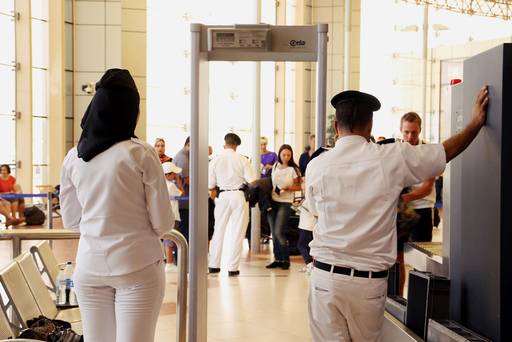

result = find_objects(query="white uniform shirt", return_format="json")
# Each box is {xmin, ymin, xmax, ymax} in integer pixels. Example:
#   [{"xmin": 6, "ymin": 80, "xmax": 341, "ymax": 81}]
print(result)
[
  {"xmin": 208, "ymin": 148, "xmax": 256, "ymax": 190},
  {"xmin": 271, "ymin": 165, "xmax": 300, "ymax": 203},
  {"xmin": 166, "ymin": 180, "xmax": 183, "ymax": 221},
  {"xmin": 304, "ymin": 135, "xmax": 446, "ymax": 271},
  {"xmin": 408, "ymin": 182, "xmax": 436, "ymax": 209},
  {"xmin": 60, "ymin": 139, "xmax": 174, "ymax": 276}
]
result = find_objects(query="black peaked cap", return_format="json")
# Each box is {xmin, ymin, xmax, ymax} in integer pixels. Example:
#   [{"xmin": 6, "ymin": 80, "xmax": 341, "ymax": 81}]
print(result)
[{"xmin": 330, "ymin": 90, "xmax": 381, "ymax": 111}]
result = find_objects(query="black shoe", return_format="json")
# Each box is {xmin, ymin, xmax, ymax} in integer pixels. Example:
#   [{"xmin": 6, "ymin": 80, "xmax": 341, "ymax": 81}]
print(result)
[
  {"xmin": 280, "ymin": 261, "xmax": 290, "ymax": 270},
  {"xmin": 208, "ymin": 267, "xmax": 221, "ymax": 274},
  {"xmin": 228, "ymin": 270, "xmax": 240, "ymax": 277},
  {"xmin": 265, "ymin": 261, "xmax": 282, "ymax": 269}
]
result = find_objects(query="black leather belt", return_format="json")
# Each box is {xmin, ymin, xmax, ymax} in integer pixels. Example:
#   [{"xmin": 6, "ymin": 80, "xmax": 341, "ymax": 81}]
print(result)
[
  {"xmin": 218, "ymin": 189, "xmax": 242, "ymax": 194},
  {"xmin": 313, "ymin": 260, "xmax": 388, "ymax": 279}
]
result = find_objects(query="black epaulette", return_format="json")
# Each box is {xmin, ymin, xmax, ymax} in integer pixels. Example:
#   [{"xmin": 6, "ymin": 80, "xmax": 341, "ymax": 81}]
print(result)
[{"xmin": 376, "ymin": 138, "xmax": 397, "ymax": 145}]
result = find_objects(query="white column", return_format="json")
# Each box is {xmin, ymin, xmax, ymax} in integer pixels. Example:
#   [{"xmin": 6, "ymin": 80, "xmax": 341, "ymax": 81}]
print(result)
[
  {"xmin": 189, "ymin": 23, "xmax": 209, "ymax": 342},
  {"xmin": 250, "ymin": 0, "xmax": 262, "ymax": 254},
  {"xmin": 315, "ymin": 23, "xmax": 328, "ymax": 148}
]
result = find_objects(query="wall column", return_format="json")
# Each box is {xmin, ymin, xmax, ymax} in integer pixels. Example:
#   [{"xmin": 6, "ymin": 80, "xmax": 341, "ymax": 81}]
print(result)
[
  {"xmin": 49, "ymin": 0, "xmax": 66, "ymax": 185},
  {"xmin": 15, "ymin": 0, "xmax": 33, "ymax": 192}
]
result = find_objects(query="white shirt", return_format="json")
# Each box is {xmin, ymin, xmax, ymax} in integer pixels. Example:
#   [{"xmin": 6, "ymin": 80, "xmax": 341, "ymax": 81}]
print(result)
[
  {"xmin": 271, "ymin": 164, "xmax": 300, "ymax": 203},
  {"xmin": 208, "ymin": 148, "xmax": 256, "ymax": 190},
  {"xmin": 60, "ymin": 139, "xmax": 174, "ymax": 276},
  {"xmin": 304, "ymin": 136, "xmax": 446, "ymax": 271},
  {"xmin": 166, "ymin": 180, "xmax": 183, "ymax": 221},
  {"xmin": 408, "ymin": 182, "xmax": 436, "ymax": 209}
]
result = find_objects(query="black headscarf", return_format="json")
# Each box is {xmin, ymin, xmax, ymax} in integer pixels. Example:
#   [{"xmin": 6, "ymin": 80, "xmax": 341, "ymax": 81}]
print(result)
[{"xmin": 77, "ymin": 69, "xmax": 140, "ymax": 162}]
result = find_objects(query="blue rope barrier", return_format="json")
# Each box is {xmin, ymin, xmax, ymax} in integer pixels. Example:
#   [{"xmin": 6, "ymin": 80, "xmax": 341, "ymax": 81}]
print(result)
[
  {"xmin": 0, "ymin": 193, "xmax": 48, "ymax": 199},
  {"xmin": 174, "ymin": 196, "xmax": 189, "ymax": 201}
]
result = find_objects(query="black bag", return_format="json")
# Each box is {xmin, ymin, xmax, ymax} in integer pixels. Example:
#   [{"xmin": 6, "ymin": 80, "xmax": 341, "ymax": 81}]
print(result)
[
  {"xmin": 24, "ymin": 205, "xmax": 46, "ymax": 225},
  {"xmin": 18, "ymin": 315, "xmax": 83, "ymax": 341}
]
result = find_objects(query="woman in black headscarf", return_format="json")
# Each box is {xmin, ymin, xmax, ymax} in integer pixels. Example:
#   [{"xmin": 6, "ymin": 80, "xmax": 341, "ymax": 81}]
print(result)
[{"xmin": 60, "ymin": 69, "xmax": 174, "ymax": 342}]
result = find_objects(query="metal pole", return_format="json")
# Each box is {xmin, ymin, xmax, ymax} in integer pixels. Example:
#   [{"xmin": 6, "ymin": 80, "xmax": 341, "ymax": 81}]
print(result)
[
  {"xmin": 421, "ymin": 4, "xmax": 429, "ymax": 140},
  {"xmin": 250, "ymin": 0, "xmax": 262, "ymax": 254},
  {"xmin": 162, "ymin": 230, "xmax": 188, "ymax": 342},
  {"xmin": 316, "ymin": 23, "xmax": 328, "ymax": 148},
  {"xmin": 343, "ymin": 0, "xmax": 351, "ymax": 90},
  {"xmin": 189, "ymin": 23, "xmax": 209, "ymax": 342},
  {"xmin": 47, "ymin": 192, "xmax": 53, "ymax": 229}
]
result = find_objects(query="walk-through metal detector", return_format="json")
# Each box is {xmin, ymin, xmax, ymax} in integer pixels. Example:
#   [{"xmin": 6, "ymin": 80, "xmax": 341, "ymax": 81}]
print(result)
[{"xmin": 189, "ymin": 23, "xmax": 328, "ymax": 341}]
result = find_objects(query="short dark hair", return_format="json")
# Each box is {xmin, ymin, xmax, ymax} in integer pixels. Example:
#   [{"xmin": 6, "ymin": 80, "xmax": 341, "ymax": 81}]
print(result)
[
  {"xmin": 335, "ymin": 102, "xmax": 373, "ymax": 132},
  {"xmin": 401, "ymin": 112, "xmax": 422, "ymax": 129},
  {"xmin": 224, "ymin": 133, "xmax": 242, "ymax": 146},
  {"xmin": 184, "ymin": 136, "xmax": 190, "ymax": 146},
  {"xmin": 0, "ymin": 164, "xmax": 11, "ymax": 174}
]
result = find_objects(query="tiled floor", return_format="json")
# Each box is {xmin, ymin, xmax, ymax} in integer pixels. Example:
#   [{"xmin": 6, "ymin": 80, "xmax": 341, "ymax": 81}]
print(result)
[
  {"xmin": 0, "ymin": 220, "xmax": 312, "ymax": 341},
  {"xmin": 0, "ymin": 219, "xmax": 444, "ymax": 341}
]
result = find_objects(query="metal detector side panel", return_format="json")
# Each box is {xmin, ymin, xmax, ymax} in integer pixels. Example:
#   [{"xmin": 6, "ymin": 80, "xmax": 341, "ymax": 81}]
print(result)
[{"xmin": 456, "ymin": 43, "xmax": 512, "ymax": 341}]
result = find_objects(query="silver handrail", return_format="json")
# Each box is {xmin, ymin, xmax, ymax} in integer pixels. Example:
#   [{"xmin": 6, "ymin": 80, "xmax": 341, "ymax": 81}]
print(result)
[{"xmin": 162, "ymin": 230, "xmax": 188, "ymax": 342}]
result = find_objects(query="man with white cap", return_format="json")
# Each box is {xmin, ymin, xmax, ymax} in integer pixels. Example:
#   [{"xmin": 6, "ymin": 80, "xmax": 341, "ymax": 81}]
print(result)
[
  {"xmin": 208, "ymin": 133, "xmax": 257, "ymax": 276},
  {"xmin": 304, "ymin": 87, "xmax": 489, "ymax": 341},
  {"xmin": 162, "ymin": 161, "xmax": 184, "ymax": 272}
]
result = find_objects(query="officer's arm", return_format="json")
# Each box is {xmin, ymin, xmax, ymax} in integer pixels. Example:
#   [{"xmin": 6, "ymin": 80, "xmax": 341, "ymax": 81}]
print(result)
[
  {"xmin": 442, "ymin": 86, "xmax": 488, "ymax": 162},
  {"xmin": 401, "ymin": 178, "xmax": 434, "ymax": 203}
]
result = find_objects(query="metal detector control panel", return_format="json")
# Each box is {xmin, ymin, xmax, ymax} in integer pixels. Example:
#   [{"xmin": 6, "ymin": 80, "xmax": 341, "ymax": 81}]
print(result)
[{"xmin": 208, "ymin": 27, "xmax": 271, "ymax": 51}]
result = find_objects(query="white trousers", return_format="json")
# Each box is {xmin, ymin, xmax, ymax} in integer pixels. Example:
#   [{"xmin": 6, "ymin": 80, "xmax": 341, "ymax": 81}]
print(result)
[
  {"xmin": 308, "ymin": 266, "xmax": 388, "ymax": 342},
  {"xmin": 208, "ymin": 191, "xmax": 249, "ymax": 271},
  {"xmin": 73, "ymin": 260, "xmax": 165, "ymax": 342}
]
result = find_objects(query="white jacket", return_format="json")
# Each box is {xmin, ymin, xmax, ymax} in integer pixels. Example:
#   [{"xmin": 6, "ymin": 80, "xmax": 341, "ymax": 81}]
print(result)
[{"xmin": 60, "ymin": 139, "xmax": 174, "ymax": 276}]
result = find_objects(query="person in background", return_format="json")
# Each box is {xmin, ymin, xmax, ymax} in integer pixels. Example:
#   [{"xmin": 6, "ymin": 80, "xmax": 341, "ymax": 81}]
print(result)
[
  {"xmin": 173, "ymin": 137, "xmax": 190, "ymax": 242},
  {"xmin": 0, "ymin": 164, "xmax": 19, "ymax": 219},
  {"xmin": 266, "ymin": 144, "xmax": 302, "ymax": 270},
  {"xmin": 208, "ymin": 133, "xmax": 256, "ymax": 276},
  {"xmin": 154, "ymin": 138, "xmax": 172, "ymax": 163},
  {"xmin": 60, "ymin": 69, "xmax": 174, "ymax": 342},
  {"xmin": 162, "ymin": 161, "xmax": 184, "ymax": 273},
  {"xmin": 260, "ymin": 136, "xmax": 277, "ymax": 178},
  {"xmin": 297, "ymin": 147, "xmax": 329, "ymax": 274},
  {"xmin": 299, "ymin": 134, "xmax": 316, "ymax": 175},
  {"xmin": 400, "ymin": 112, "xmax": 436, "ymax": 242},
  {"xmin": 377, "ymin": 136, "xmax": 386, "ymax": 142},
  {"xmin": 0, "ymin": 198, "xmax": 23, "ymax": 227},
  {"xmin": 208, "ymin": 145, "xmax": 214, "ymax": 160}
]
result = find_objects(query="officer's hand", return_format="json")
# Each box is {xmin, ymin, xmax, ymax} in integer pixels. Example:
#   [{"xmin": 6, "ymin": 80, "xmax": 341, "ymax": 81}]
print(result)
[{"xmin": 472, "ymin": 86, "xmax": 489, "ymax": 127}]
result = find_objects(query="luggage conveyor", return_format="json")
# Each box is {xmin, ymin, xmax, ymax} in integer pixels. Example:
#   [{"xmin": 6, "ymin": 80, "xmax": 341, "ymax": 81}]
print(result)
[{"xmin": 404, "ymin": 242, "xmax": 447, "ymax": 278}]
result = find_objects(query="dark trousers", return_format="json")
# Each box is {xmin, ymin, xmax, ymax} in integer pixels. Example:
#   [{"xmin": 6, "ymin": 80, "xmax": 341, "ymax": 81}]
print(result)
[
  {"xmin": 178, "ymin": 208, "xmax": 189, "ymax": 243},
  {"xmin": 410, "ymin": 208, "xmax": 433, "ymax": 242},
  {"xmin": 267, "ymin": 201, "xmax": 291, "ymax": 262},
  {"xmin": 297, "ymin": 229, "xmax": 313, "ymax": 264}
]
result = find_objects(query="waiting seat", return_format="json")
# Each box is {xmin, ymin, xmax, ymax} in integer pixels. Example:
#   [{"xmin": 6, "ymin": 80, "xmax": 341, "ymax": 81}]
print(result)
[
  {"xmin": 16, "ymin": 253, "xmax": 81, "ymax": 324},
  {"xmin": 0, "ymin": 260, "xmax": 81, "ymax": 334},
  {"xmin": 29, "ymin": 241, "xmax": 61, "ymax": 293}
]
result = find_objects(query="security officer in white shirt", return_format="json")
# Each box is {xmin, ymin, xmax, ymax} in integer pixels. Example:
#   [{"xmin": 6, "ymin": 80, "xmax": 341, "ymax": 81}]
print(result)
[
  {"xmin": 304, "ymin": 87, "xmax": 488, "ymax": 341},
  {"xmin": 60, "ymin": 69, "xmax": 174, "ymax": 342},
  {"xmin": 208, "ymin": 133, "xmax": 257, "ymax": 276}
]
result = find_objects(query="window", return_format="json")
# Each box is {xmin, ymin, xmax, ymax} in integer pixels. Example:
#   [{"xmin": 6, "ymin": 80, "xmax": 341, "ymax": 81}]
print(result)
[
  {"xmin": 0, "ymin": 1, "xmax": 16, "ymax": 173},
  {"xmin": 147, "ymin": 0, "xmax": 262, "ymax": 157},
  {"xmin": 31, "ymin": 0, "xmax": 49, "ymax": 191}
]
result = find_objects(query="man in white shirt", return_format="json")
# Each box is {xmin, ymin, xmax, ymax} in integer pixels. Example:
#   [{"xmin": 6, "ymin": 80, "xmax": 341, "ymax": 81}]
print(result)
[
  {"xmin": 208, "ymin": 133, "xmax": 257, "ymax": 276},
  {"xmin": 400, "ymin": 112, "xmax": 436, "ymax": 242},
  {"xmin": 304, "ymin": 87, "xmax": 488, "ymax": 341}
]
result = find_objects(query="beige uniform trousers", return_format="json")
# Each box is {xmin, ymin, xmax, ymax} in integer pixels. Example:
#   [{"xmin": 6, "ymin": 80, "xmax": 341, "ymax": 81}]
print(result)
[{"xmin": 308, "ymin": 266, "xmax": 388, "ymax": 342}]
